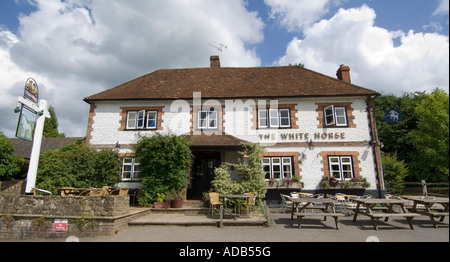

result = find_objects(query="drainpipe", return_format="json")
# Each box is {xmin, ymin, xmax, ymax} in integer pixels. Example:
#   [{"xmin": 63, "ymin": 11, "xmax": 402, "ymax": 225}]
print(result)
[{"xmin": 367, "ymin": 95, "xmax": 384, "ymax": 198}]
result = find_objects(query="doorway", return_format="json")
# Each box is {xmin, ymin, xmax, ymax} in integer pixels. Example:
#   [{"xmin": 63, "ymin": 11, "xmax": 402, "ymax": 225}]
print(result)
[{"xmin": 189, "ymin": 151, "xmax": 221, "ymax": 199}]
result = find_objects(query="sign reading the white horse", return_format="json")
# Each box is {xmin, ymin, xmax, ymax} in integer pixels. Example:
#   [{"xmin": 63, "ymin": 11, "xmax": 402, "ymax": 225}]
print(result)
[
  {"xmin": 16, "ymin": 105, "xmax": 37, "ymax": 141},
  {"xmin": 24, "ymin": 78, "xmax": 39, "ymax": 104},
  {"xmin": 385, "ymin": 109, "xmax": 402, "ymax": 123}
]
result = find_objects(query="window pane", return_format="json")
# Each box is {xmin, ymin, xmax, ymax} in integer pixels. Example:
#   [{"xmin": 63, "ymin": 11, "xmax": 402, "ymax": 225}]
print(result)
[
  {"xmin": 198, "ymin": 111, "xmax": 207, "ymax": 128},
  {"xmin": 147, "ymin": 111, "xmax": 157, "ymax": 129},
  {"xmin": 137, "ymin": 110, "xmax": 145, "ymax": 129},
  {"xmin": 335, "ymin": 107, "xmax": 347, "ymax": 126},
  {"xmin": 209, "ymin": 111, "xmax": 217, "ymax": 128},
  {"xmin": 279, "ymin": 109, "xmax": 290, "ymax": 127},
  {"xmin": 258, "ymin": 110, "xmax": 268, "ymax": 128},
  {"xmin": 269, "ymin": 109, "xmax": 279, "ymax": 127},
  {"xmin": 324, "ymin": 106, "xmax": 335, "ymax": 126},
  {"xmin": 127, "ymin": 112, "xmax": 137, "ymax": 129}
]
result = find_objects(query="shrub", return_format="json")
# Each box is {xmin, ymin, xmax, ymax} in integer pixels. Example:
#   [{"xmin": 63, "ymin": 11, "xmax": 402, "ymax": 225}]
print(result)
[
  {"xmin": 134, "ymin": 133, "xmax": 192, "ymax": 205},
  {"xmin": 36, "ymin": 140, "xmax": 121, "ymax": 194},
  {"xmin": 211, "ymin": 142, "xmax": 267, "ymax": 199},
  {"xmin": 382, "ymin": 152, "xmax": 408, "ymax": 195}
]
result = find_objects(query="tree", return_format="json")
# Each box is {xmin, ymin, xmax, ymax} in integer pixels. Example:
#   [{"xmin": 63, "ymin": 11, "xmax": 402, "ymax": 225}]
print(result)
[
  {"xmin": 43, "ymin": 106, "xmax": 65, "ymax": 137},
  {"xmin": 134, "ymin": 133, "xmax": 193, "ymax": 205},
  {"xmin": 409, "ymin": 88, "xmax": 449, "ymax": 181},
  {"xmin": 0, "ymin": 132, "xmax": 24, "ymax": 180},
  {"xmin": 212, "ymin": 142, "xmax": 267, "ymax": 200},
  {"xmin": 382, "ymin": 153, "xmax": 408, "ymax": 195}
]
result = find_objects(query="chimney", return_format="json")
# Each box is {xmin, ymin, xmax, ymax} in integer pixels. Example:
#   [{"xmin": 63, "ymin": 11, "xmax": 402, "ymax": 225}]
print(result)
[
  {"xmin": 336, "ymin": 64, "xmax": 351, "ymax": 83},
  {"xmin": 210, "ymin": 55, "xmax": 221, "ymax": 68}
]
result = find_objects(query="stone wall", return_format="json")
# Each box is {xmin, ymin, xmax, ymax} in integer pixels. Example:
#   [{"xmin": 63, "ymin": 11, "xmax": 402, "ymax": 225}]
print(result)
[{"xmin": 0, "ymin": 195, "xmax": 131, "ymax": 240}]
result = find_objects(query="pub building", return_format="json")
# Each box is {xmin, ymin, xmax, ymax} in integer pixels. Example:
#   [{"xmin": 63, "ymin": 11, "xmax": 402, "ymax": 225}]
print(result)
[{"xmin": 83, "ymin": 56, "xmax": 384, "ymax": 202}]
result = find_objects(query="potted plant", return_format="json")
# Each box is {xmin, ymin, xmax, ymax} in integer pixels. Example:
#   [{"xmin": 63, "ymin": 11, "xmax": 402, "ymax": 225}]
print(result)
[
  {"xmin": 167, "ymin": 188, "xmax": 186, "ymax": 208},
  {"xmin": 153, "ymin": 193, "xmax": 170, "ymax": 208}
]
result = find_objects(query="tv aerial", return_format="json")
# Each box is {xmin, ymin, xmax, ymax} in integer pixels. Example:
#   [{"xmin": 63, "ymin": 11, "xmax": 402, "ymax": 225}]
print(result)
[{"xmin": 209, "ymin": 41, "xmax": 227, "ymax": 55}]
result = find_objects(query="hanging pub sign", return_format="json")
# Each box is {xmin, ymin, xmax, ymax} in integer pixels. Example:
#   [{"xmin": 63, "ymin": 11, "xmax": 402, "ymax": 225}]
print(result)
[
  {"xmin": 385, "ymin": 108, "xmax": 402, "ymax": 124},
  {"xmin": 24, "ymin": 78, "xmax": 39, "ymax": 104},
  {"xmin": 16, "ymin": 105, "xmax": 37, "ymax": 142}
]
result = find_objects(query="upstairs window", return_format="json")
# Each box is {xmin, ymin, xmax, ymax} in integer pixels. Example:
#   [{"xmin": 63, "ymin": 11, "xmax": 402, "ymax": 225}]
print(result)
[
  {"xmin": 126, "ymin": 110, "xmax": 158, "ymax": 130},
  {"xmin": 324, "ymin": 106, "xmax": 348, "ymax": 127},
  {"xmin": 258, "ymin": 108, "xmax": 291, "ymax": 128},
  {"xmin": 198, "ymin": 109, "xmax": 218, "ymax": 129}
]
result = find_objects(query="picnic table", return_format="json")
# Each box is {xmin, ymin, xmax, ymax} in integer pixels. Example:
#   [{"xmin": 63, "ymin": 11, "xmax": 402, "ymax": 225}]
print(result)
[
  {"xmin": 352, "ymin": 198, "xmax": 421, "ymax": 230},
  {"xmin": 219, "ymin": 194, "xmax": 252, "ymax": 219},
  {"xmin": 411, "ymin": 197, "xmax": 449, "ymax": 228},
  {"xmin": 291, "ymin": 197, "xmax": 344, "ymax": 230}
]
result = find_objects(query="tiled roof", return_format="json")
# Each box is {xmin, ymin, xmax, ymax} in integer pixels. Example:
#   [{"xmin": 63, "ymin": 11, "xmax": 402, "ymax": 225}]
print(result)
[
  {"xmin": 84, "ymin": 65, "xmax": 378, "ymax": 102},
  {"xmin": 9, "ymin": 137, "xmax": 85, "ymax": 159},
  {"xmin": 182, "ymin": 132, "xmax": 246, "ymax": 147}
]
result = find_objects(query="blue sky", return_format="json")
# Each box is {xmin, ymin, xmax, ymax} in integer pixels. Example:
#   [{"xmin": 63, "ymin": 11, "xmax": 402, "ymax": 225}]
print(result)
[{"xmin": 0, "ymin": 0, "xmax": 448, "ymax": 137}]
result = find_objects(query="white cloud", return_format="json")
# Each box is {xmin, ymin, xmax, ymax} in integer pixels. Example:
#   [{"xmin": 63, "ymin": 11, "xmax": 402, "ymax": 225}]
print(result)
[
  {"xmin": 433, "ymin": 0, "xmax": 449, "ymax": 16},
  {"xmin": 264, "ymin": 0, "xmax": 333, "ymax": 32},
  {"xmin": 274, "ymin": 5, "xmax": 449, "ymax": 95},
  {"xmin": 0, "ymin": 0, "xmax": 264, "ymax": 137}
]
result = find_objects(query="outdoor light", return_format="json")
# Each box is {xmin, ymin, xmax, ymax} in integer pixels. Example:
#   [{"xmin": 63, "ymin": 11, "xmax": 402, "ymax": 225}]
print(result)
[
  {"xmin": 308, "ymin": 139, "xmax": 314, "ymax": 150},
  {"xmin": 243, "ymin": 152, "xmax": 249, "ymax": 163},
  {"xmin": 115, "ymin": 141, "xmax": 120, "ymax": 149},
  {"xmin": 38, "ymin": 110, "xmax": 44, "ymax": 116},
  {"xmin": 14, "ymin": 106, "xmax": 21, "ymax": 113}
]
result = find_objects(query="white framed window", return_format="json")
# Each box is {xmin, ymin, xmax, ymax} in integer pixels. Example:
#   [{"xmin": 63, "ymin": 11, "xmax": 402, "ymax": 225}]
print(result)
[
  {"xmin": 146, "ymin": 111, "xmax": 157, "ymax": 129},
  {"xmin": 122, "ymin": 158, "xmax": 141, "ymax": 181},
  {"xmin": 324, "ymin": 106, "xmax": 347, "ymax": 127},
  {"xmin": 197, "ymin": 109, "xmax": 218, "ymax": 129},
  {"xmin": 328, "ymin": 156, "xmax": 353, "ymax": 181},
  {"xmin": 263, "ymin": 156, "xmax": 293, "ymax": 180},
  {"xmin": 126, "ymin": 110, "xmax": 158, "ymax": 130},
  {"xmin": 258, "ymin": 108, "xmax": 291, "ymax": 128}
]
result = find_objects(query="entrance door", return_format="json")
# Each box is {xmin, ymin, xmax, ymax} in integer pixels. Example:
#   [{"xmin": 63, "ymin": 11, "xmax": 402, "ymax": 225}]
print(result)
[{"xmin": 190, "ymin": 152, "xmax": 221, "ymax": 199}]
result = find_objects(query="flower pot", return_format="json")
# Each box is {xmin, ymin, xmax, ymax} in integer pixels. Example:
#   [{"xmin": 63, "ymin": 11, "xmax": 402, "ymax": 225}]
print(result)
[
  {"xmin": 171, "ymin": 199, "xmax": 184, "ymax": 208},
  {"xmin": 154, "ymin": 202, "xmax": 170, "ymax": 208}
]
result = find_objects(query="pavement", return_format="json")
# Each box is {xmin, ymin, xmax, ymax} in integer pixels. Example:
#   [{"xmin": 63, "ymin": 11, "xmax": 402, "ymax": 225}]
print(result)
[
  {"xmin": 3, "ymin": 204, "xmax": 448, "ymax": 243},
  {"xmin": 77, "ymin": 206, "xmax": 448, "ymax": 243}
]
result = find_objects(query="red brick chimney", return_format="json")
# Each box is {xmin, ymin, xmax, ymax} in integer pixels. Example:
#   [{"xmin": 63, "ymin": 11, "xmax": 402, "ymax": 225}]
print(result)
[
  {"xmin": 336, "ymin": 64, "xmax": 351, "ymax": 83},
  {"xmin": 210, "ymin": 55, "xmax": 221, "ymax": 68}
]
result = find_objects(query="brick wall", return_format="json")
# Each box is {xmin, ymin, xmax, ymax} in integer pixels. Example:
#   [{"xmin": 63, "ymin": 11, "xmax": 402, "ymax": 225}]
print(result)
[{"xmin": 0, "ymin": 195, "xmax": 130, "ymax": 240}]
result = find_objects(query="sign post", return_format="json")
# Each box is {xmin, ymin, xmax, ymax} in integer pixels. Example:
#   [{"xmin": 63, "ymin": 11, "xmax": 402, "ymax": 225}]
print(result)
[{"xmin": 15, "ymin": 78, "xmax": 50, "ymax": 194}]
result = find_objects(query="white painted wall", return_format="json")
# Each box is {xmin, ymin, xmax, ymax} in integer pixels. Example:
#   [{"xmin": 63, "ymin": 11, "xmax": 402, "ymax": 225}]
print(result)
[{"xmin": 88, "ymin": 96, "xmax": 378, "ymax": 190}]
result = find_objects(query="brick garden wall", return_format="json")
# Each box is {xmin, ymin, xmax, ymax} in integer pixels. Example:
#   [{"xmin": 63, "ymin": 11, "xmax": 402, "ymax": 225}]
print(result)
[{"xmin": 0, "ymin": 195, "xmax": 130, "ymax": 240}]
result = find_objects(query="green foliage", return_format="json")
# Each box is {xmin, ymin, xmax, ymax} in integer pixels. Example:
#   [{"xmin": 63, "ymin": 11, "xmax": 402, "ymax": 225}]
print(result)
[
  {"xmin": 409, "ymin": 89, "xmax": 449, "ymax": 181},
  {"xmin": 382, "ymin": 153, "xmax": 408, "ymax": 195},
  {"xmin": 374, "ymin": 89, "xmax": 449, "ymax": 182},
  {"xmin": 36, "ymin": 140, "xmax": 121, "ymax": 194},
  {"xmin": 0, "ymin": 132, "xmax": 24, "ymax": 180},
  {"xmin": 43, "ymin": 106, "xmax": 65, "ymax": 138},
  {"xmin": 212, "ymin": 143, "xmax": 267, "ymax": 199},
  {"xmin": 134, "ymin": 133, "xmax": 193, "ymax": 205}
]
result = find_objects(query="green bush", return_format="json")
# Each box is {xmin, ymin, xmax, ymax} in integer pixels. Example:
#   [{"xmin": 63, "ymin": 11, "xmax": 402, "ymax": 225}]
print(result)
[
  {"xmin": 382, "ymin": 152, "xmax": 408, "ymax": 195},
  {"xmin": 36, "ymin": 140, "xmax": 121, "ymax": 194},
  {"xmin": 134, "ymin": 133, "xmax": 193, "ymax": 205},
  {"xmin": 212, "ymin": 143, "xmax": 267, "ymax": 199},
  {"xmin": 0, "ymin": 132, "xmax": 24, "ymax": 180}
]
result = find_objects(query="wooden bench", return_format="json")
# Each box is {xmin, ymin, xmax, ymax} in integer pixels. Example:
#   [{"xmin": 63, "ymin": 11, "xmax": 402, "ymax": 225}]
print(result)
[
  {"xmin": 369, "ymin": 213, "xmax": 421, "ymax": 230},
  {"xmin": 294, "ymin": 212, "xmax": 345, "ymax": 230}
]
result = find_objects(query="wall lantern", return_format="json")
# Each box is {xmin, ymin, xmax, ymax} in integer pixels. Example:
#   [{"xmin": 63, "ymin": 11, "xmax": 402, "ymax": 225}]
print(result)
[
  {"xmin": 115, "ymin": 141, "xmax": 120, "ymax": 151},
  {"xmin": 243, "ymin": 151, "xmax": 249, "ymax": 164},
  {"xmin": 308, "ymin": 139, "xmax": 314, "ymax": 150}
]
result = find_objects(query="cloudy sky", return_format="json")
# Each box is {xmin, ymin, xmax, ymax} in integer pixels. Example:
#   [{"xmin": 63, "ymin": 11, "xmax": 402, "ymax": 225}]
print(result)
[{"xmin": 0, "ymin": 0, "xmax": 448, "ymax": 138}]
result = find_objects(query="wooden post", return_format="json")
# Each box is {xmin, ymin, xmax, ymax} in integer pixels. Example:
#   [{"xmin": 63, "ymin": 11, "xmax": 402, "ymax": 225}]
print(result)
[{"xmin": 421, "ymin": 180, "xmax": 428, "ymax": 197}]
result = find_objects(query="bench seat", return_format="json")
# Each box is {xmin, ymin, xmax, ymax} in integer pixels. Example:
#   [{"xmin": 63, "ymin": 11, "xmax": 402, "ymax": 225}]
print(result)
[{"xmin": 294, "ymin": 212, "xmax": 344, "ymax": 230}]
